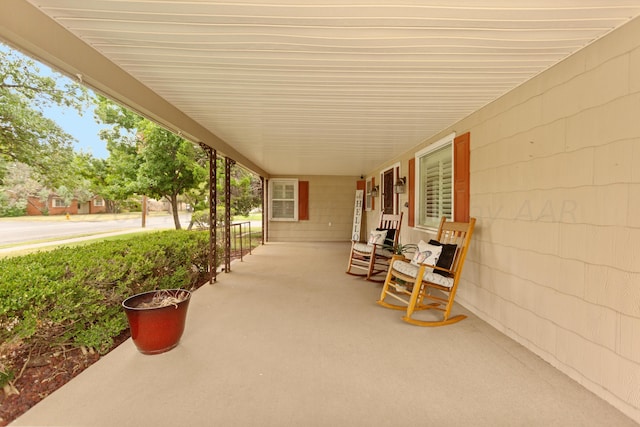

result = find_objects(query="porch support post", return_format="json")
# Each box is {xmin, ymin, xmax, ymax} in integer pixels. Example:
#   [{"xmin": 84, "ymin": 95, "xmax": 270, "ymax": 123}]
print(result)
[
  {"xmin": 211, "ymin": 149, "xmax": 218, "ymax": 282},
  {"xmin": 199, "ymin": 144, "xmax": 217, "ymax": 283},
  {"xmin": 224, "ymin": 157, "xmax": 235, "ymax": 272},
  {"xmin": 261, "ymin": 176, "xmax": 267, "ymax": 243}
]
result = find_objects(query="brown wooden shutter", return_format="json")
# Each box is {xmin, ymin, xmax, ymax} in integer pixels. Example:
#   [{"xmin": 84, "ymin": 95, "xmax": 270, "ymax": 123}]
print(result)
[
  {"xmin": 298, "ymin": 181, "xmax": 309, "ymax": 220},
  {"xmin": 454, "ymin": 132, "xmax": 470, "ymax": 222},
  {"xmin": 408, "ymin": 158, "xmax": 415, "ymax": 227}
]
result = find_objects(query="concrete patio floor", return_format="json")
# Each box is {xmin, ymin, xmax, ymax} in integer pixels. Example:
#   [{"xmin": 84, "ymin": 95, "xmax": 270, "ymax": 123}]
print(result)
[{"xmin": 11, "ymin": 242, "xmax": 637, "ymax": 426}]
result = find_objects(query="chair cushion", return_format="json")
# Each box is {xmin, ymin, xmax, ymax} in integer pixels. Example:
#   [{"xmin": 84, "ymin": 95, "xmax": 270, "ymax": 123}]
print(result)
[
  {"xmin": 392, "ymin": 260, "xmax": 455, "ymax": 288},
  {"xmin": 353, "ymin": 242, "xmax": 374, "ymax": 254},
  {"xmin": 410, "ymin": 240, "xmax": 442, "ymax": 273},
  {"xmin": 368, "ymin": 229, "xmax": 387, "ymax": 245},
  {"xmin": 428, "ymin": 239, "xmax": 457, "ymax": 277},
  {"xmin": 353, "ymin": 242, "xmax": 393, "ymax": 258}
]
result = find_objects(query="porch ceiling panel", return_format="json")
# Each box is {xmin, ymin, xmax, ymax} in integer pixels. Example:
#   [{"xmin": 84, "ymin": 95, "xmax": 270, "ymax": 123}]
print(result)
[{"xmin": 12, "ymin": 1, "xmax": 640, "ymax": 176}]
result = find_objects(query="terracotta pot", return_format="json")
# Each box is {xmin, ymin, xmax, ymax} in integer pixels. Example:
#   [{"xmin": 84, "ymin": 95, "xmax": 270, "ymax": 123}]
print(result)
[{"xmin": 122, "ymin": 289, "xmax": 191, "ymax": 355}]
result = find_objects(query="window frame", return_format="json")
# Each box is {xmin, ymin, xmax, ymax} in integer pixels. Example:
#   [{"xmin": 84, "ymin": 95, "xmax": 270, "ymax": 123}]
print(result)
[
  {"xmin": 414, "ymin": 132, "xmax": 455, "ymax": 231},
  {"xmin": 52, "ymin": 198, "xmax": 66, "ymax": 208},
  {"xmin": 268, "ymin": 178, "xmax": 299, "ymax": 222},
  {"xmin": 365, "ymin": 178, "xmax": 373, "ymax": 211}
]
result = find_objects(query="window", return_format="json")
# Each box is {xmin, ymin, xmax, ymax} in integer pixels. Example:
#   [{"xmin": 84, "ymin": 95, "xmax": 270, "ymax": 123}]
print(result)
[
  {"xmin": 365, "ymin": 178, "xmax": 373, "ymax": 211},
  {"xmin": 415, "ymin": 133, "xmax": 454, "ymax": 229},
  {"xmin": 269, "ymin": 179, "xmax": 298, "ymax": 221},
  {"xmin": 94, "ymin": 198, "xmax": 104, "ymax": 207},
  {"xmin": 52, "ymin": 198, "xmax": 66, "ymax": 208}
]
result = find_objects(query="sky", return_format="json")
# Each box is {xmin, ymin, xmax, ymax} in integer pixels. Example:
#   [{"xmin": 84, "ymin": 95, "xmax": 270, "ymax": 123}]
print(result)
[
  {"xmin": 3, "ymin": 42, "xmax": 110, "ymax": 159},
  {"xmin": 44, "ymin": 101, "xmax": 109, "ymax": 159}
]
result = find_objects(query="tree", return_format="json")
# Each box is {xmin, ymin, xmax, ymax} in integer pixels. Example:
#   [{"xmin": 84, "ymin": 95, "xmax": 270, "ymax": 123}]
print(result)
[
  {"xmin": 94, "ymin": 96, "xmax": 262, "ymax": 227},
  {"xmin": 136, "ymin": 122, "xmax": 207, "ymax": 229},
  {"xmin": 0, "ymin": 44, "xmax": 88, "ymax": 187},
  {"xmin": 228, "ymin": 166, "xmax": 261, "ymax": 217},
  {"xmin": 72, "ymin": 153, "xmax": 111, "ymax": 210},
  {"xmin": 186, "ymin": 158, "xmax": 262, "ymax": 221},
  {"xmin": 0, "ymin": 162, "xmax": 41, "ymax": 216},
  {"xmin": 72, "ymin": 152, "xmax": 125, "ymax": 214},
  {"xmin": 92, "ymin": 96, "xmax": 144, "ymax": 212},
  {"xmin": 94, "ymin": 96, "xmax": 206, "ymax": 228},
  {"xmin": 0, "ymin": 158, "xmax": 98, "ymax": 217}
]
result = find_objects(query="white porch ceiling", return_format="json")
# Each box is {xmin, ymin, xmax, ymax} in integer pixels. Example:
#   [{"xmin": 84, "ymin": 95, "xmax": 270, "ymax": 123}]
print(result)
[{"xmin": 18, "ymin": 1, "xmax": 640, "ymax": 176}]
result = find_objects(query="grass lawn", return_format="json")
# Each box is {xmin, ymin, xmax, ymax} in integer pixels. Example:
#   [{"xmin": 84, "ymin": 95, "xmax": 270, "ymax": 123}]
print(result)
[
  {"xmin": 0, "ymin": 212, "xmax": 263, "ymax": 258},
  {"xmin": 0, "ymin": 231, "xmax": 162, "ymax": 258}
]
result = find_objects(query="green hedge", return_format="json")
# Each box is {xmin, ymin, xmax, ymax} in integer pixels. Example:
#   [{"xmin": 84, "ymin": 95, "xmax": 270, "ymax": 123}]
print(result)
[{"xmin": 0, "ymin": 230, "xmax": 216, "ymax": 356}]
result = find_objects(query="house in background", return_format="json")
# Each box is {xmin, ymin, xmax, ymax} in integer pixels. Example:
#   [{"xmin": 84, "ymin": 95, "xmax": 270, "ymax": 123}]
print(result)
[
  {"xmin": 27, "ymin": 195, "xmax": 107, "ymax": 216},
  {"xmin": 77, "ymin": 196, "xmax": 107, "ymax": 215}
]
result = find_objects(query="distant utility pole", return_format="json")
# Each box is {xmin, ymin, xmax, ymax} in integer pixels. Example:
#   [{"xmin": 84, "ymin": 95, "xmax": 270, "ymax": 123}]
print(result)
[{"xmin": 141, "ymin": 195, "xmax": 147, "ymax": 228}]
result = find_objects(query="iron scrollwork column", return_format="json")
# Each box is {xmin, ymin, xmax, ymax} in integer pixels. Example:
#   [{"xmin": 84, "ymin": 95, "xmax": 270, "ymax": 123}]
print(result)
[
  {"xmin": 261, "ymin": 176, "xmax": 266, "ymax": 244},
  {"xmin": 199, "ymin": 143, "xmax": 217, "ymax": 283},
  {"xmin": 224, "ymin": 157, "xmax": 235, "ymax": 272},
  {"xmin": 211, "ymin": 149, "xmax": 218, "ymax": 282}
]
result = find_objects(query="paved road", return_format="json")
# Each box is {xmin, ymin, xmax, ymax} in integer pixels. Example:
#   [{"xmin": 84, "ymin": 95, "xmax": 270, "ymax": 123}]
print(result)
[{"xmin": 0, "ymin": 214, "xmax": 191, "ymax": 245}]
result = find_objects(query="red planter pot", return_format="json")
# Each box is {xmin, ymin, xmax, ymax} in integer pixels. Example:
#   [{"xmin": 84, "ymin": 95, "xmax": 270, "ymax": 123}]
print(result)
[{"xmin": 122, "ymin": 289, "xmax": 191, "ymax": 355}]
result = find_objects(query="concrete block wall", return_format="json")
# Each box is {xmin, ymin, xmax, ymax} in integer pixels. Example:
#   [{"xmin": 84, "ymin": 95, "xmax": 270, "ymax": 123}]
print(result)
[
  {"xmin": 366, "ymin": 15, "xmax": 640, "ymax": 423},
  {"xmin": 467, "ymin": 17, "xmax": 640, "ymax": 422},
  {"xmin": 267, "ymin": 175, "xmax": 357, "ymax": 242}
]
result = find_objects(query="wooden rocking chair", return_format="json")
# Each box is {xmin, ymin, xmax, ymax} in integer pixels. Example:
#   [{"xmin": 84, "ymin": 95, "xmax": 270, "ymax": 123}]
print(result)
[
  {"xmin": 346, "ymin": 212, "xmax": 402, "ymax": 282},
  {"xmin": 377, "ymin": 216, "xmax": 475, "ymax": 326}
]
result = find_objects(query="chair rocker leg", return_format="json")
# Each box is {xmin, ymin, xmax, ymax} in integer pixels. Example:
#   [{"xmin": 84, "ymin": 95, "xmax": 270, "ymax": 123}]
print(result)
[
  {"xmin": 377, "ymin": 300, "xmax": 408, "ymax": 310},
  {"xmin": 402, "ymin": 314, "xmax": 467, "ymax": 327},
  {"xmin": 403, "ymin": 293, "xmax": 467, "ymax": 327},
  {"xmin": 346, "ymin": 269, "xmax": 368, "ymax": 277}
]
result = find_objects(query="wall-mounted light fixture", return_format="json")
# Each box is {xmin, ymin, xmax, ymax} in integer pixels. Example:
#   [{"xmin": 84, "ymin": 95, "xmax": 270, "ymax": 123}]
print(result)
[
  {"xmin": 371, "ymin": 185, "xmax": 380, "ymax": 198},
  {"xmin": 394, "ymin": 177, "xmax": 407, "ymax": 194}
]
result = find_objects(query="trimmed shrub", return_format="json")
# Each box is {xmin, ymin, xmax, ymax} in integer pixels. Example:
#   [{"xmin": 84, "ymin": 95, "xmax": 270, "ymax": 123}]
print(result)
[{"xmin": 0, "ymin": 230, "xmax": 217, "ymax": 355}]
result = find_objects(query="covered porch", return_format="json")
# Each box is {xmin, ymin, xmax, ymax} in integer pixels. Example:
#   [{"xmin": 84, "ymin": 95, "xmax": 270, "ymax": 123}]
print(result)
[{"xmin": 11, "ymin": 242, "xmax": 636, "ymax": 426}]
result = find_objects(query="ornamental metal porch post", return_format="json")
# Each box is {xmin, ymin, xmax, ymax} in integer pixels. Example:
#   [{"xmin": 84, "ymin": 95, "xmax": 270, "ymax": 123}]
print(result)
[
  {"xmin": 261, "ymin": 176, "xmax": 266, "ymax": 244},
  {"xmin": 211, "ymin": 148, "xmax": 218, "ymax": 282},
  {"xmin": 199, "ymin": 143, "xmax": 217, "ymax": 283},
  {"xmin": 224, "ymin": 157, "xmax": 234, "ymax": 273}
]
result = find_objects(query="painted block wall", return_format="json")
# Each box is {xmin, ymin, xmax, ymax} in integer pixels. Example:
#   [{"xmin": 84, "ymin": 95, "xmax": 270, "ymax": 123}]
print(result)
[
  {"xmin": 364, "ymin": 16, "xmax": 640, "ymax": 423},
  {"xmin": 268, "ymin": 175, "xmax": 357, "ymax": 242}
]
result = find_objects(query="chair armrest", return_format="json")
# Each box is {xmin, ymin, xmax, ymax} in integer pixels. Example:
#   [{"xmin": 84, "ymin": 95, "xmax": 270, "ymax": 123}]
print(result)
[{"xmin": 419, "ymin": 263, "xmax": 454, "ymax": 277}]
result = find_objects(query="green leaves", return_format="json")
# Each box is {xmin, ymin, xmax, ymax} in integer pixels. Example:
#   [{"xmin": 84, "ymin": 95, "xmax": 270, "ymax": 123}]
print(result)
[
  {"xmin": 0, "ymin": 44, "xmax": 89, "ymax": 187},
  {"xmin": 94, "ymin": 96, "xmax": 207, "ymax": 227}
]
